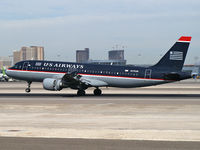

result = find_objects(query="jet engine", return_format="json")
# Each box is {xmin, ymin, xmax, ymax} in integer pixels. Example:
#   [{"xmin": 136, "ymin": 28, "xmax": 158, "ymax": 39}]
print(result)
[{"xmin": 43, "ymin": 78, "xmax": 63, "ymax": 91}]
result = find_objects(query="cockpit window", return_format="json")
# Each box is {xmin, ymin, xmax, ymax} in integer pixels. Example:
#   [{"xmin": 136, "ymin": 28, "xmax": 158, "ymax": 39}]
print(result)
[{"xmin": 13, "ymin": 63, "xmax": 19, "ymax": 69}]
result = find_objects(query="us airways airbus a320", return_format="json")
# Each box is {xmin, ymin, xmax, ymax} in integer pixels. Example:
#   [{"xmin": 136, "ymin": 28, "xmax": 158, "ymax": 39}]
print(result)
[{"xmin": 6, "ymin": 36, "xmax": 192, "ymax": 96}]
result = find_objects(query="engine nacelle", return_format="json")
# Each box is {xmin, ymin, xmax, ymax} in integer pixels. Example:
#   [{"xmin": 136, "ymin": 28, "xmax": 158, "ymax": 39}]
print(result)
[{"xmin": 43, "ymin": 78, "xmax": 63, "ymax": 91}]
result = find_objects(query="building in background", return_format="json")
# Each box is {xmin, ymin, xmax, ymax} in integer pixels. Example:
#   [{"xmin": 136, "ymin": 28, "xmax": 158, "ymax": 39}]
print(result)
[
  {"xmin": 13, "ymin": 50, "xmax": 21, "ymax": 65},
  {"xmin": 109, "ymin": 50, "xmax": 124, "ymax": 60},
  {"xmin": 21, "ymin": 46, "xmax": 44, "ymax": 61},
  {"xmin": 0, "ymin": 57, "xmax": 12, "ymax": 69},
  {"xmin": 87, "ymin": 59, "xmax": 126, "ymax": 66},
  {"xmin": 13, "ymin": 46, "xmax": 44, "ymax": 64},
  {"xmin": 76, "ymin": 48, "xmax": 89, "ymax": 63},
  {"xmin": 183, "ymin": 65, "xmax": 200, "ymax": 77},
  {"xmin": 86, "ymin": 49, "xmax": 126, "ymax": 66},
  {"xmin": 35, "ymin": 46, "xmax": 44, "ymax": 60},
  {"xmin": 107, "ymin": 50, "xmax": 126, "ymax": 65}
]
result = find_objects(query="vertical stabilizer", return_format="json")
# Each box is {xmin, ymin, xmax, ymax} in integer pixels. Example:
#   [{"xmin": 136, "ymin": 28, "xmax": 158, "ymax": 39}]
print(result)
[{"xmin": 153, "ymin": 36, "xmax": 192, "ymax": 71}]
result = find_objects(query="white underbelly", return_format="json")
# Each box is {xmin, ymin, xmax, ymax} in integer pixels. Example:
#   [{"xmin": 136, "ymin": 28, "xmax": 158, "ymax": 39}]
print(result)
[{"xmin": 82, "ymin": 74, "xmax": 167, "ymax": 88}]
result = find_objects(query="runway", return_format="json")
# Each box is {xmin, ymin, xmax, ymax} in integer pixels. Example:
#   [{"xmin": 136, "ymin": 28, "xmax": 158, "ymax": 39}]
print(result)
[
  {"xmin": 0, "ymin": 79, "xmax": 200, "ymax": 149},
  {"xmin": 1, "ymin": 137, "xmax": 200, "ymax": 150}
]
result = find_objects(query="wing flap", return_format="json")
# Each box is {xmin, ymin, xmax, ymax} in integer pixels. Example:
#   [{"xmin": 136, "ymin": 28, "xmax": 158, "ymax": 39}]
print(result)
[{"xmin": 80, "ymin": 78, "xmax": 108, "ymax": 87}]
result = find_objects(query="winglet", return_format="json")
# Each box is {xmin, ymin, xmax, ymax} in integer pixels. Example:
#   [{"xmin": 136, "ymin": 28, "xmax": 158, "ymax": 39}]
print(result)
[{"xmin": 178, "ymin": 36, "xmax": 192, "ymax": 43}]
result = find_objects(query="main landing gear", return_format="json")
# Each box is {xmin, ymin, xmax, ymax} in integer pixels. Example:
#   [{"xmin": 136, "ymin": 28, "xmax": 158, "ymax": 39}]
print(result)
[
  {"xmin": 77, "ymin": 88, "xmax": 102, "ymax": 96},
  {"xmin": 77, "ymin": 89, "xmax": 86, "ymax": 96},
  {"xmin": 25, "ymin": 81, "xmax": 32, "ymax": 93},
  {"xmin": 93, "ymin": 88, "xmax": 102, "ymax": 96}
]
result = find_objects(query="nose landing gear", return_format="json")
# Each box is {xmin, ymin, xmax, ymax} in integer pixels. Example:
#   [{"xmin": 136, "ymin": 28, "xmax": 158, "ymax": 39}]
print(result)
[{"xmin": 25, "ymin": 81, "xmax": 32, "ymax": 93}]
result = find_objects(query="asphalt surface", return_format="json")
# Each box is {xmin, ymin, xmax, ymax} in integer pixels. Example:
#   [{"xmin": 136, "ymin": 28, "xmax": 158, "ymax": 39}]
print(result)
[{"xmin": 0, "ymin": 137, "xmax": 200, "ymax": 150}]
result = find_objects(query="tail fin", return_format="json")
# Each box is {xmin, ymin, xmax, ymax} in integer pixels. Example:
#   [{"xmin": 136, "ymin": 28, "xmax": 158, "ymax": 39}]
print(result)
[{"xmin": 153, "ymin": 36, "xmax": 192, "ymax": 71}]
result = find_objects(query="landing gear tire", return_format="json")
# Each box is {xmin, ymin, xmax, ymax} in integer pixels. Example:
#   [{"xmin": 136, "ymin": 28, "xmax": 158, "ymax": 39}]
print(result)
[
  {"xmin": 94, "ymin": 89, "xmax": 102, "ymax": 96},
  {"xmin": 77, "ymin": 90, "xmax": 86, "ymax": 96},
  {"xmin": 25, "ymin": 81, "xmax": 32, "ymax": 93},
  {"xmin": 25, "ymin": 88, "xmax": 31, "ymax": 93}
]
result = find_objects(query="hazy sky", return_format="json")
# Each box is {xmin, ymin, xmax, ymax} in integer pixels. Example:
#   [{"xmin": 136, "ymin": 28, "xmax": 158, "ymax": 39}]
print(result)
[{"xmin": 0, "ymin": 0, "xmax": 200, "ymax": 64}]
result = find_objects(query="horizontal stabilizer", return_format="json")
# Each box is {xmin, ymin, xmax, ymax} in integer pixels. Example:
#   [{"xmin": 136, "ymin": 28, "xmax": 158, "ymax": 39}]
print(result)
[{"xmin": 163, "ymin": 72, "xmax": 180, "ymax": 81}]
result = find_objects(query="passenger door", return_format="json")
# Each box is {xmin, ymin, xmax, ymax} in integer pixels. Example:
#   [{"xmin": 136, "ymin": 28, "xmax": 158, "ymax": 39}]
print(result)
[
  {"xmin": 144, "ymin": 69, "xmax": 152, "ymax": 79},
  {"xmin": 22, "ymin": 62, "xmax": 29, "ymax": 70}
]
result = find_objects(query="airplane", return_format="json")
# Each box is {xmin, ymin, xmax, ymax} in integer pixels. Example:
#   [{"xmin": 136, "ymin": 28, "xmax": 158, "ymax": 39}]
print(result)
[{"xmin": 6, "ymin": 36, "xmax": 192, "ymax": 96}]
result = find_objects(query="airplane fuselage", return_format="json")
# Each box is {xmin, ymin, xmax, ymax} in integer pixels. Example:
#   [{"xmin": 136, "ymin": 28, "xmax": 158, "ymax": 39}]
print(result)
[{"xmin": 6, "ymin": 60, "xmax": 191, "ymax": 88}]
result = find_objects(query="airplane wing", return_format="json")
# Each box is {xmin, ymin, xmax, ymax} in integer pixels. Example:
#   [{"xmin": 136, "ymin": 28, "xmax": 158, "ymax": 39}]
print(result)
[{"xmin": 61, "ymin": 72, "xmax": 108, "ymax": 89}]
